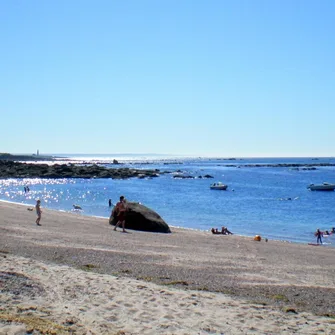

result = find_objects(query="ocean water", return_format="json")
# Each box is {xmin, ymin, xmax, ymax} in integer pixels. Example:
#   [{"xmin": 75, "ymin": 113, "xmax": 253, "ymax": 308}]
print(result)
[{"xmin": 1, "ymin": 155, "xmax": 335, "ymax": 246}]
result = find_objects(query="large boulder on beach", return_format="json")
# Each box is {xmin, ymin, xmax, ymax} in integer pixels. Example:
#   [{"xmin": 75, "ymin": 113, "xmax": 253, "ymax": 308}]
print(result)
[{"xmin": 109, "ymin": 202, "xmax": 171, "ymax": 233}]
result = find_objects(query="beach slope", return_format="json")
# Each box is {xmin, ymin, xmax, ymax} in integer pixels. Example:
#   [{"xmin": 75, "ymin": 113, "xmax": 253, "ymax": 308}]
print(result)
[{"xmin": 0, "ymin": 201, "xmax": 334, "ymax": 334}]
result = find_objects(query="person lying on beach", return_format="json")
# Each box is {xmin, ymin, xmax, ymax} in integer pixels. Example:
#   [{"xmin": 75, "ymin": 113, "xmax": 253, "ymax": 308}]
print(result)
[
  {"xmin": 211, "ymin": 228, "xmax": 221, "ymax": 235},
  {"xmin": 221, "ymin": 226, "xmax": 233, "ymax": 235},
  {"xmin": 211, "ymin": 227, "xmax": 233, "ymax": 235}
]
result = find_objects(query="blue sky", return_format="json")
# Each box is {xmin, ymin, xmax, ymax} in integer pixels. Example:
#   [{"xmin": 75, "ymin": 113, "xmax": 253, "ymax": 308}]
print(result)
[{"xmin": 1, "ymin": 0, "xmax": 334, "ymax": 157}]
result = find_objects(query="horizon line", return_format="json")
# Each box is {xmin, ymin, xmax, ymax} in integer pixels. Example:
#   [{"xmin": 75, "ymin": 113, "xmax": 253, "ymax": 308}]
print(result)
[{"xmin": 7, "ymin": 152, "xmax": 335, "ymax": 159}]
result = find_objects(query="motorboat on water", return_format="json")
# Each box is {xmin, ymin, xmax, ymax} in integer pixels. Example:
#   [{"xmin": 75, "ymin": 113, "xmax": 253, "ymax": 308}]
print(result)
[
  {"xmin": 210, "ymin": 182, "xmax": 228, "ymax": 190},
  {"xmin": 307, "ymin": 182, "xmax": 335, "ymax": 191}
]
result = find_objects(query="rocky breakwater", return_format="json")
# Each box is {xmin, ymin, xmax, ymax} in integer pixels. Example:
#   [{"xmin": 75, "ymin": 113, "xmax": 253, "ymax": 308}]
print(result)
[{"xmin": 0, "ymin": 161, "xmax": 161, "ymax": 179}]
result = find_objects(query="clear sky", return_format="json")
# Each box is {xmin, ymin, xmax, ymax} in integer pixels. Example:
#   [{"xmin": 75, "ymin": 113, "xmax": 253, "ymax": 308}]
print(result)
[{"xmin": 1, "ymin": 0, "xmax": 334, "ymax": 157}]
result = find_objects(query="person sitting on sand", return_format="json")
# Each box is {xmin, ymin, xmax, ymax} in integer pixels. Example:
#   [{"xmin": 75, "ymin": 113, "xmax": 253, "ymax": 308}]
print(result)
[{"xmin": 221, "ymin": 226, "xmax": 233, "ymax": 235}]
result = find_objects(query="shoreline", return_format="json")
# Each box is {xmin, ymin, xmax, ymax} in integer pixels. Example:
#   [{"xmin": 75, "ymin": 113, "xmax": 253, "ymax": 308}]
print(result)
[
  {"xmin": 1, "ymin": 155, "xmax": 335, "ymax": 247},
  {"xmin": 0, "ymin": 199, "xmax": 331, "ymax": 248},
  {"xmin": 1, "ymin": 201, "xmax": 335, "ymax": 334}
]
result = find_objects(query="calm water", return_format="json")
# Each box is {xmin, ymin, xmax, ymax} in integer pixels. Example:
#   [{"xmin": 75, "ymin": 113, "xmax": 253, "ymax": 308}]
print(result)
[{"xmin": 1, "ymin": 155, "xmax": 335, "ymax": 246}]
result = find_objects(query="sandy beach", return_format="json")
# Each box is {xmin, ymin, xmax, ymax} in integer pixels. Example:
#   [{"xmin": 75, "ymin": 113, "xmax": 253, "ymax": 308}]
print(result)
[{"xmin": 1, "ymin": 201, "xmax": 335, "ymax": 334}]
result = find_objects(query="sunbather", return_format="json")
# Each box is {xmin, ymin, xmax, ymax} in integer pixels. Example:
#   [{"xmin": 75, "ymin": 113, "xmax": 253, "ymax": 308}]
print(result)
[
  {"xmin": 211, "ymin": 228, "xmax": 221, "ymax": 235},
  {"xmin": 221, "ymin": 226, "xmax": 233, "ymax": 235}
]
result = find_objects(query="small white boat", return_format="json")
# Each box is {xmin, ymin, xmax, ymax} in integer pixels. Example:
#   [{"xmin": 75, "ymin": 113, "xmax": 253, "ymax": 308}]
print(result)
[
  {"xmin": 210, "ymin": 182, "xmax": 228, "ymax": 190},
  {"xmin": 307, "ymin": 182, "xmax": 335, "ymax": 191}
]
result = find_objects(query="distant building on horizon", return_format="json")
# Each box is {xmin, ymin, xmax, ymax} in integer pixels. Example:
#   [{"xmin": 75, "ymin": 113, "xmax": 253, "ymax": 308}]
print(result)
[{"xmin": 37, "ymin": 149, "xmax": 39, "ymax": 156}]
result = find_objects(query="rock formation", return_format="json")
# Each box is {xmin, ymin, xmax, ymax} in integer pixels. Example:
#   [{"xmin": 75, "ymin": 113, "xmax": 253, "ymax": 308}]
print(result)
[
  {"xmin": 109, "ymin": 202, "xmax": 171, "ymax": 233},
  {"xmin": 0, "ymin": 161, "xmax": 161, "ymax": 179}
]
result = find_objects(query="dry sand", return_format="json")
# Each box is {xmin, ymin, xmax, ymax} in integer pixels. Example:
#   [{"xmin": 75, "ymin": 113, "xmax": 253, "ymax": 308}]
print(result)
[{"xmin": 0, "ymin": 201, "xmax": 335, "ymax": 334}]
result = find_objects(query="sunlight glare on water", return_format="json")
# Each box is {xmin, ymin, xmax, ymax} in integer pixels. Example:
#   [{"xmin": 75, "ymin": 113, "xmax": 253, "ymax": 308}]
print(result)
[{"xmin": 1, "ymin": 156, "xmax": 335, "ymax": 246}]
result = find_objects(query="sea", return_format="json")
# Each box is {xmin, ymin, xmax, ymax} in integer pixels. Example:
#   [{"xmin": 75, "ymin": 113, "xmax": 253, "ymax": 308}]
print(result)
[{"xmin": 1, "ymin": 154, "xmax": 335, "ymax": 246}]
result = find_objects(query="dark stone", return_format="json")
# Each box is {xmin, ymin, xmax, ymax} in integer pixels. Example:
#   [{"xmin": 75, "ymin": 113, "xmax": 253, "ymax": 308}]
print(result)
[
  {"xmin": 109, "ymin": 202, "xmax": 171, "ymax": 233},
  {"xmin": 301, "ymin": 167, "xmax": 317, "ymax": 171}
]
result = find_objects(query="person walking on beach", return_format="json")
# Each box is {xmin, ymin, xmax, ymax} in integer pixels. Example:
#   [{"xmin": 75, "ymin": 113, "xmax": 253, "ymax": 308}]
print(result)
[
  {"xmin": 113, "ymin": 196, "xmax": 127, "ymax": 232},
  {"xmin": 35, "ymin": 200, "xmax": 42, "ymax": 226},
  {"xmin": 315, "ymin": 228, "xmax": 322, "ymax": 244}
]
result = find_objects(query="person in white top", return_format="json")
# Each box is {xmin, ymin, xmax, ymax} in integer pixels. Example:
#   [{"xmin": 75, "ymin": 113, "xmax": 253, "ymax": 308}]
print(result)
[{"xmin": 35, "ymin": 200, "xmax": 42, "ymax": 226}]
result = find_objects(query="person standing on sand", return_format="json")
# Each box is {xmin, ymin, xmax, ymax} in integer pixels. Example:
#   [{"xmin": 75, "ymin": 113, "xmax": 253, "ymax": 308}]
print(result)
[
  {"xmin": 113, "ymin": 196, "xmax": 127, "ymax": 232},
  {"xmin": 315, "ymin": 228, "xmax": 322, "ymax": 244},
  {"xmin": 35, "ymin": 200, "xmax": 42, "ymax": 226}
]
